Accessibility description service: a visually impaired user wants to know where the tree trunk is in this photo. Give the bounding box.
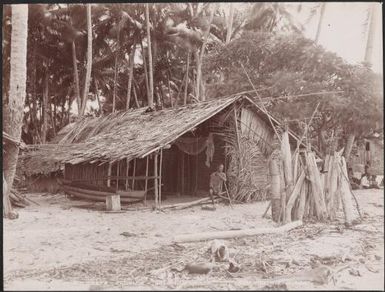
[3,4,28,219]
[41,70,49,144]
[94,79,101,115]
[314,3,326,43]
[196,7,214,101]
[140,41,150,106]
[343,134,355,163]
[364,3,377,64]
[145,3,154,108]
[184,50,190,105]
[126,44,136,110]
[112,33,119,113]
[225,3,235,44]
[71,41,81,113]
[79,4,92,116]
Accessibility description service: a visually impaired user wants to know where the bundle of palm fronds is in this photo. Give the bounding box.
[211,106,272,202]
[226,136,270,202]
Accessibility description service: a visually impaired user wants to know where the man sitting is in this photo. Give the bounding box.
[209,164,227,206]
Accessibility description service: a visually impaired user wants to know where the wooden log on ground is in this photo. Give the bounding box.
[173,220,303,243]
[284,170,305,223]
[305,151,327,220]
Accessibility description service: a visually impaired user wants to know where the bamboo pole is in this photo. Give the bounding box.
[159,148,163,206]
[132,158,137,190]
[154,153,159,208]
[144,156,149,204]
[240,62,281,142]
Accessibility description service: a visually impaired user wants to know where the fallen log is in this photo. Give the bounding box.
[173,220,303,243]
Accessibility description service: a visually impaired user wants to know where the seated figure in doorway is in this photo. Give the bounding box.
[209,163,227,206]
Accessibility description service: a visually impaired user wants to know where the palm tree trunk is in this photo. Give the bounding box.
[226,3,235,44]
[314,3,326,43]
[41,70,49,144]
[145,3,154,108]
[72,41,81,113]
[126,44,136,110]
[31,42,39,144]
[79,4,92,116]
[140,41,150,105]
[3,4,28,219]
[196,7,214,101]
[184,51,190,105]
[364,3,377,64]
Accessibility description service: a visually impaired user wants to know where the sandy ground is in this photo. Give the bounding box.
[3,189,384,290]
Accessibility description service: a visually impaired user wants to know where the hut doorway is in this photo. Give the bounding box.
[161,133,227,200]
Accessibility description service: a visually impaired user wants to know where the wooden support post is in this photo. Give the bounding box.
[181,151,184,196]
[116,161,120,191]
[132,158,137,190]
[145,156,149,204]
[106,195,121,211]
[159,148,163,206]
[154,152,159,209]
[125,158,130,190]
[107,162,112,187]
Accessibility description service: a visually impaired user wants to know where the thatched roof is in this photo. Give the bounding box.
[20,94,317,176]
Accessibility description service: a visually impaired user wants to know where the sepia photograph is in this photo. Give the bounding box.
[2,2,383,290]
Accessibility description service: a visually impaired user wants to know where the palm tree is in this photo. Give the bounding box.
[79,3,93,116]
[364,3,378,65]
[145,3,154,108]
[3,4,29,219]
[314,3,326,43]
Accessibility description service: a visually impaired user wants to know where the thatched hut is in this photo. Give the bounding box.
[20,95,312,204]
[350,133,384,176]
